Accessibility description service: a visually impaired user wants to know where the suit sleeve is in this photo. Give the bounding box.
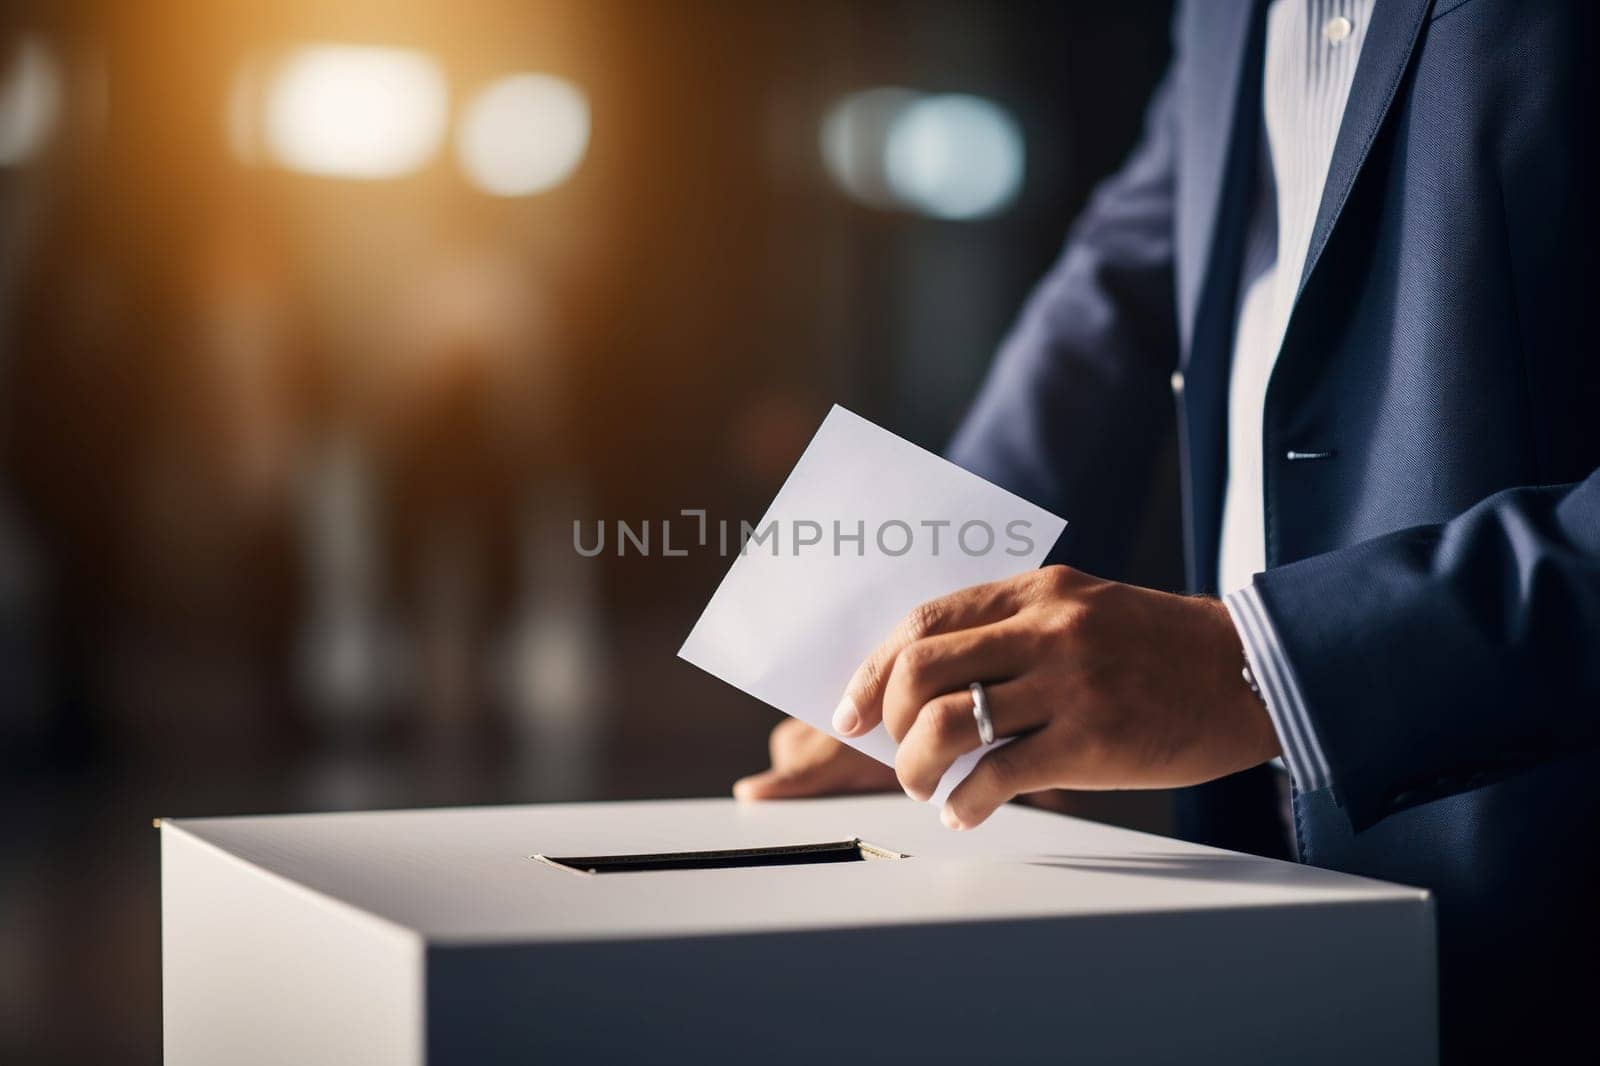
[946,64,1180,580]
[1245,470,1600,831]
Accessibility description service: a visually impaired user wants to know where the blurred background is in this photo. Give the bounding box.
[0,1,1177,1060]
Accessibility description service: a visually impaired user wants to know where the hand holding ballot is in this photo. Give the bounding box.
[687,406,1279,828]
[827,565,1281,829]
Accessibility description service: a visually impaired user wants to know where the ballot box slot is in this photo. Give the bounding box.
[533,838,908,875]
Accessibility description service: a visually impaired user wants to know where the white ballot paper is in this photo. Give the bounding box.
[680,405,1066,805]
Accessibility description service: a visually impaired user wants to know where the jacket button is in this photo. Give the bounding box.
[1169,369,1185,395]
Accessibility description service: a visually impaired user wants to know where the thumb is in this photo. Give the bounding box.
[733,767,830,802]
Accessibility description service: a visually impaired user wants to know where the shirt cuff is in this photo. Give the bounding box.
[1224,584,1332,793]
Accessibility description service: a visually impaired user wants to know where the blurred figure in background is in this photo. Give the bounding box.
[377,253,545,753]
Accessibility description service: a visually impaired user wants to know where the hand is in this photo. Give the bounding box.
[831,565,1280,830]
[733,718,900,800]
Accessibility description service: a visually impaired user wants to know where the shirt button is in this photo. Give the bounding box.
[1323,15,1353,44]
[1169,369,1185,395]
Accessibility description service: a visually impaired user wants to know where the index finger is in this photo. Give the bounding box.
[832,577,1024,738]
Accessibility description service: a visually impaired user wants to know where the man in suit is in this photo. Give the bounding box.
[735,0,1599,1059]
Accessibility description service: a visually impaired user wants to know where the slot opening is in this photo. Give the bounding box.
[534,838,908,875]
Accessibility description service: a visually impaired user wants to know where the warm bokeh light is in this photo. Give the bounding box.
[456,73,589,197]
[0,35,62,166]
[821,88,1024,220]
[260,44,449,180]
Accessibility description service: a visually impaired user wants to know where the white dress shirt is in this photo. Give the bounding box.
[1219,0,1377,793]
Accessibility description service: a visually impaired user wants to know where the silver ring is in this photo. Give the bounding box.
[969,682,995,746]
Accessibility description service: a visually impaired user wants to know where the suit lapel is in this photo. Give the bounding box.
[1293,0,1434,302]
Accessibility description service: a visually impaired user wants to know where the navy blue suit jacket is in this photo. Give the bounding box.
[948,0,1599,1058]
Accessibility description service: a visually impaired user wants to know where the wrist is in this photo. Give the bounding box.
[1224,586,1331,789]
[1200,596,1282,763]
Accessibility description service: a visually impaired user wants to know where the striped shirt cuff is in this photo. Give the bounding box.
[1224,584,1332,793]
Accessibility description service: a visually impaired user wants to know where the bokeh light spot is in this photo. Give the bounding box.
[0,35,62,167]
[262,45,448,180]
[456,74,589,197]
[821,89,1024,220]
[884,94,1024,219]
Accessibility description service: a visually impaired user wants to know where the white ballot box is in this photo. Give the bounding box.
[161,796,1436,1065]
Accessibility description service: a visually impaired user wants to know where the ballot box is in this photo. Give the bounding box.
[160,796,1436,1065]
